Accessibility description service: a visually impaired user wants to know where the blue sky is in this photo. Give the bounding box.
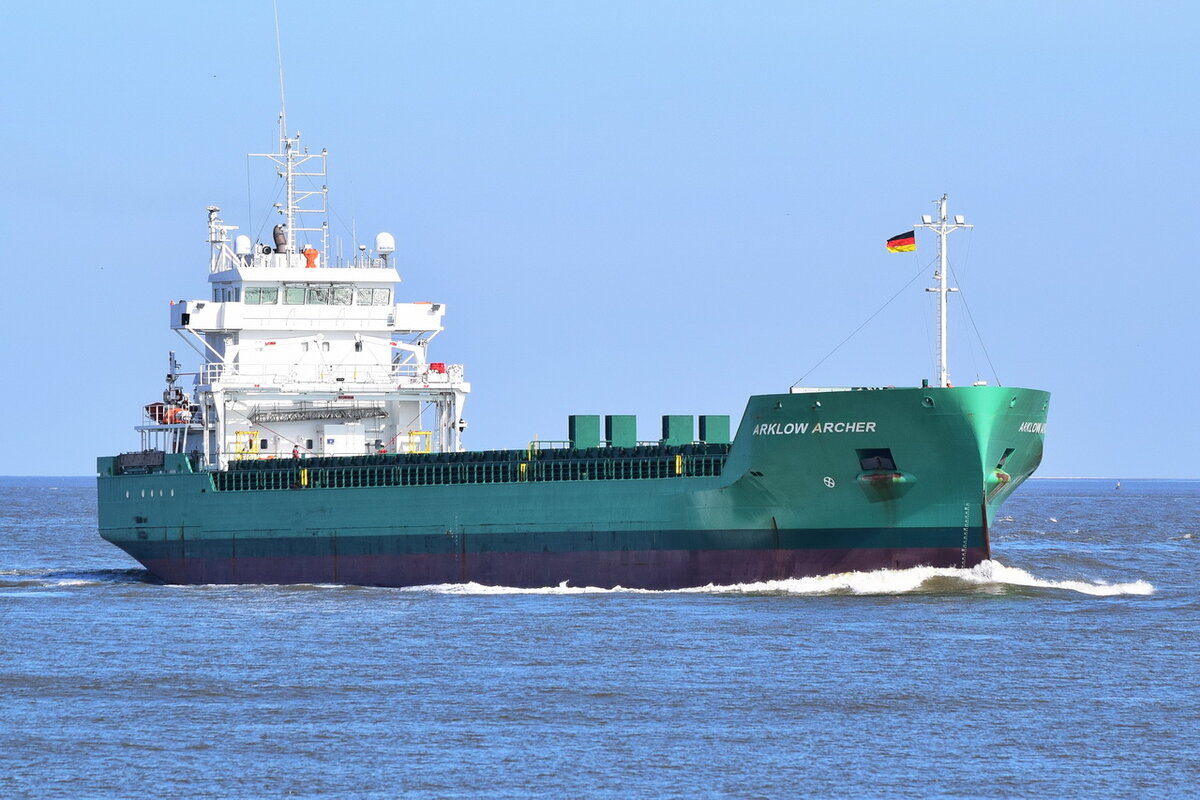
[1,1,1196,477]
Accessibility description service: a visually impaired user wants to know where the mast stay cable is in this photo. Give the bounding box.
[790,259,932,388]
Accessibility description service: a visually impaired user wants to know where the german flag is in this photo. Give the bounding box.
[886,230,916,253]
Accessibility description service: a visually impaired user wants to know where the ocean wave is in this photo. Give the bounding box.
[401,561,1155,597]
[0,568,153,590]
[404,581,626,596]
[1,563,1153,598]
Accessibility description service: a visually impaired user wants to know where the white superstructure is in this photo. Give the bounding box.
[137,130,469,469]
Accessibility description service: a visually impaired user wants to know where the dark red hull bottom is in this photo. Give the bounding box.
[135,546,989,589]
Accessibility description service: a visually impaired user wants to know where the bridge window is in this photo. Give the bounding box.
[300,286,355,305]
[245,287,279,305]
[285,286,306,305]
[356,288,392,305]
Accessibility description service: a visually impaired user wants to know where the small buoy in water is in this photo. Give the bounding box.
[1116,481,1121,490]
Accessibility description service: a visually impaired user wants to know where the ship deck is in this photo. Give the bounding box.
[210,443,733,491]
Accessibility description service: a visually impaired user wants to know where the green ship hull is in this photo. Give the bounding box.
[97,386,1049,589]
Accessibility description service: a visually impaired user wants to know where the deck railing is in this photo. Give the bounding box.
[199,362,465,387]
[212,445,731,492]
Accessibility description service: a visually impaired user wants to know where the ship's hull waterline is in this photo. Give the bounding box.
[129,541,988,590]
[98,387,1049,589]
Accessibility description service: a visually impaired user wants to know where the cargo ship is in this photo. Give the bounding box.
[96,125,1049,589]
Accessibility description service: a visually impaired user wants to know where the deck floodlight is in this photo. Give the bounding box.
[954,215,965,224]
[922,215,933,224]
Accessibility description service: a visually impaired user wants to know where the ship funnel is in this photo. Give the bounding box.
[273,224,287,252]
[376,232,396,255]
[234,235,253,256]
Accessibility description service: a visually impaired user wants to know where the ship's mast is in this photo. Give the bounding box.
[257,2,328,260]
[274,0,288,161]
[915,194,972,388]
[250,132,329,259]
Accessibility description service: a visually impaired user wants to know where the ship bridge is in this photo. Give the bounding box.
[136,132,469,470]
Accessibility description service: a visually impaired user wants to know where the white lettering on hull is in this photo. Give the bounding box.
[1018,421,1047,434]
[753,421,877,436]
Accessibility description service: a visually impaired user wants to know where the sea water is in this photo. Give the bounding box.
[0,477,1195,799]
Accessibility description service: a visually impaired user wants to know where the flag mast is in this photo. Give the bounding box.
[914,194,972,388]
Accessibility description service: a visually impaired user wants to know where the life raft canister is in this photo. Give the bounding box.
[303,247,319,268]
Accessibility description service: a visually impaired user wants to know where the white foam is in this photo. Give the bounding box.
[714,560,1154,597]
[399,561,1155,597]
[403,580,627,595]
[1,564,1154,598]
[973,561,1154,597]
